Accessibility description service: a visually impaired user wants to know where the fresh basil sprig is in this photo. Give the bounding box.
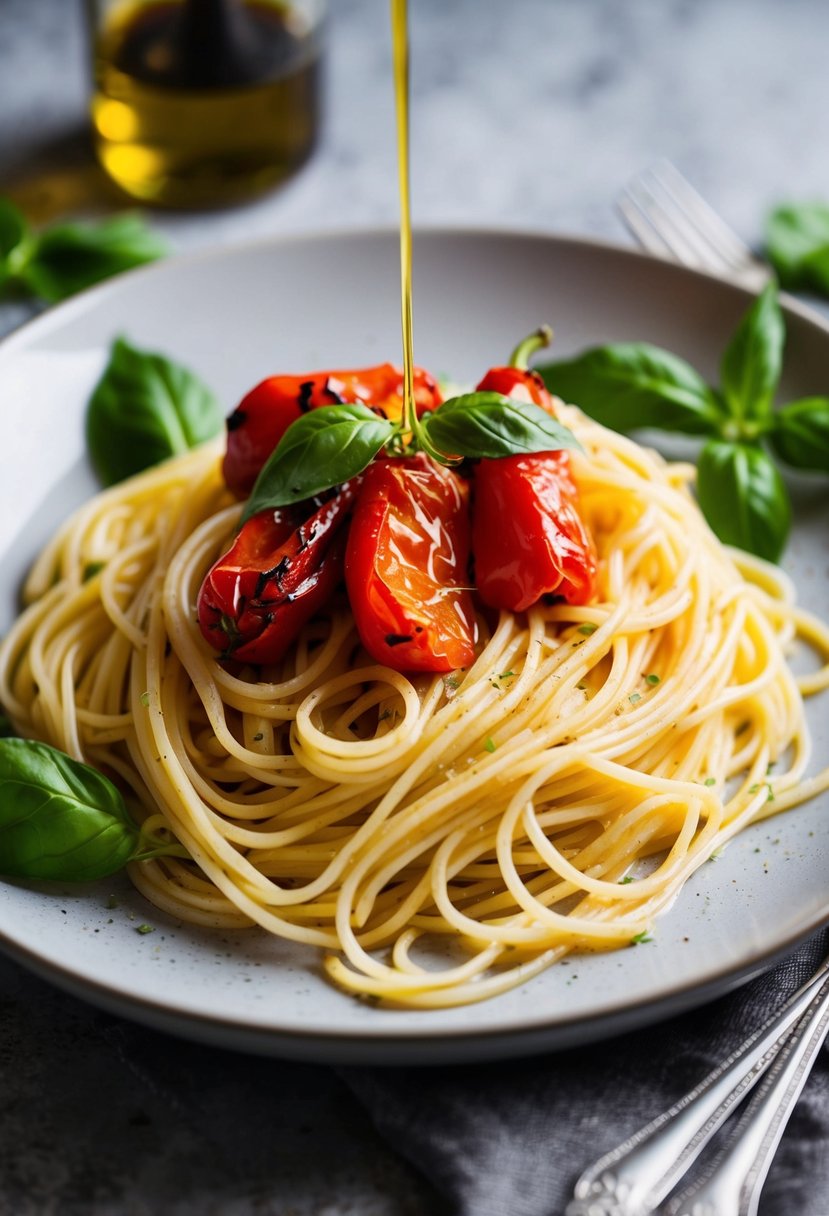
[242,404,396,520]
[765,202,829,295]
[696,440,791,563]
[770,398,829,473]
[421,392,582,459]
[537,344,723,436]
[87,336,223,486]
[241,391,582,516]
[0,738,186,882]
[0,198,167,303]
[539,282,828,563]
[719,281,784,422]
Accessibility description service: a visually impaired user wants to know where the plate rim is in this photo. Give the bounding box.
[1,225,827,1059]
[4,221,829,362]
[0,887,823,1058]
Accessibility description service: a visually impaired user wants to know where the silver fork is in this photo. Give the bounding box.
[565,952,829,1216]
[617,159,771,291]
[564,164,827,1216]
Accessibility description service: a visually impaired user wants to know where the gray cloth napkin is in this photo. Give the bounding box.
[340,928,829,1216]
[1,934,827,1214]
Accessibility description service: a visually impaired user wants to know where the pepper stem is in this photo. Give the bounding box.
[508,325,553,370]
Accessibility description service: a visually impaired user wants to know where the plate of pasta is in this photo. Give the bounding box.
[0,228,827,1064]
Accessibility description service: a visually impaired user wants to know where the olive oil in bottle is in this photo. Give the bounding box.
[89,0,324,208]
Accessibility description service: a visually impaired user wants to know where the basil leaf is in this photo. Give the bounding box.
[720,282,783,423]
[0,198,31,292]
[770,397,829,473]
[538,344,722,435]
[242,404,395,518]
[0,737,141,881]
[765,202,829,294]
[86,336,223,486]
[696,439,791,562]
[0,198,27,261]
[422,392,582,459]
[19,214,167,303]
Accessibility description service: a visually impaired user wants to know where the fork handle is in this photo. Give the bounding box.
[565,955,829,1216]
[664,971,829,1216]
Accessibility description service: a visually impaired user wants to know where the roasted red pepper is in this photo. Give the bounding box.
[471,329,597,612]
[345,453,477,673]
[223,364,443,497]
[197,486,355,665]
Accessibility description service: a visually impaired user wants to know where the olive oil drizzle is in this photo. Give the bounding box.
[391,0,416,434]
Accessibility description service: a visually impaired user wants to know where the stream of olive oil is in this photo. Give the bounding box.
[391,0,416,425]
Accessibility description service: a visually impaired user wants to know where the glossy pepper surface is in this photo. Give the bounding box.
[471,330,597,612]
[345,453,477,673]
[197,486,355,665]
[223,364,443,497]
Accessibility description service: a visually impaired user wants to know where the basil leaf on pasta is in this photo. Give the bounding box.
[242,404,395,519]
[422,391,581,458]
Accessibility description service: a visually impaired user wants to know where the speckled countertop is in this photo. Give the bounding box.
[1,1,829,1212]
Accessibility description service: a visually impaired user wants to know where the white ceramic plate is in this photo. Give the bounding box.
[1,230,827,1064]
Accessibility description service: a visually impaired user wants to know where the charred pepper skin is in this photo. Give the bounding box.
[197,485,356,665]
[203,336,597,673]
[222,364,443,497]
[345,453,477,673]
[471,363,597,612]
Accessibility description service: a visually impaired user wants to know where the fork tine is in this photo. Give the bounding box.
[653,159,759,273]
[621,175,731,272]
[618,161,770,288]
[616,195,674,258]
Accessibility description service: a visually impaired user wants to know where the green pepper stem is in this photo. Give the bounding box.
[508,325,553,370]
